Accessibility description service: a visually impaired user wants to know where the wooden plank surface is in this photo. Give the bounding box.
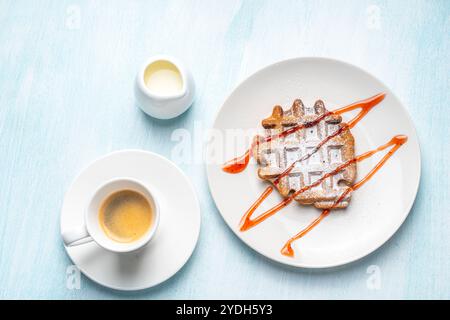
[0,0,449,299]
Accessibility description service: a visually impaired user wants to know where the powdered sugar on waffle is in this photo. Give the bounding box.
[253,99,356,209]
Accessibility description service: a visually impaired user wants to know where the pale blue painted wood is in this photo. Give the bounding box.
[0,0,449,299]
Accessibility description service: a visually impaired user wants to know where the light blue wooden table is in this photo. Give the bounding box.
[0,0,449,299]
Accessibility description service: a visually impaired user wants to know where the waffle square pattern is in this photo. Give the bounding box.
[253,99,357,209]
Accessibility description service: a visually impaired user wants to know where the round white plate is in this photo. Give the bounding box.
[206,57,420,268]
[61,150,201,290]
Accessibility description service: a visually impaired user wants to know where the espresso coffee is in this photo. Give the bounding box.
[99,190,153,243]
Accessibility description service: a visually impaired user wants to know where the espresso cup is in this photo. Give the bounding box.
[61,178,160,253]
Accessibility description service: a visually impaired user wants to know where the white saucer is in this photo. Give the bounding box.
[206,57,421,268]
[60,150,201,290]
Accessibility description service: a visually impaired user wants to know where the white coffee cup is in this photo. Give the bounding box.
[61,178,160,253]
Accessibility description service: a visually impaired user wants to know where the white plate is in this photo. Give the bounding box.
[61,150,201,290]
[206,57,420,268]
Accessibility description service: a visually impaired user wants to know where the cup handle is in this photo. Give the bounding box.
[62,225,93,247]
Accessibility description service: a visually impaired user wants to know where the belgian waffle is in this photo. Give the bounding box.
[252,99,357,209]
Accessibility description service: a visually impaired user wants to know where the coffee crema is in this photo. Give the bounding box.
[99,190,153,243]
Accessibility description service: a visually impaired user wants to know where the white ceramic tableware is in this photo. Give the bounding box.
[61,150,201,290]
[61,178,160,253]
[135,55,195,119]
[206,57,421,269]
